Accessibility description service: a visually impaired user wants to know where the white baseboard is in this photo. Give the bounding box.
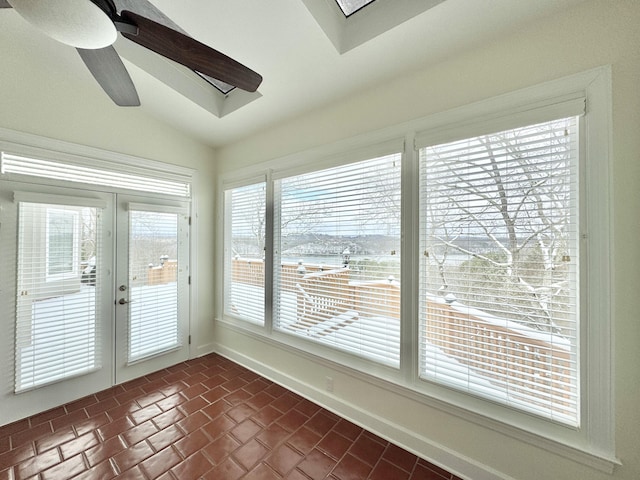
[192,342,216,359]
[213,342,516,480]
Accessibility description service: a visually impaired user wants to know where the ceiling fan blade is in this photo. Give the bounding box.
[77,46,140,106]
[115,1,236,93]
[0,0,12,8]
[119,10,262,92]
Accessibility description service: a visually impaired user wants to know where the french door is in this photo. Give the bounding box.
[114,194,190,383]
[0,182,190,425]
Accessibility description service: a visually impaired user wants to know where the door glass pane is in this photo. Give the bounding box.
[128,210,180,363]
[16,202,102,392]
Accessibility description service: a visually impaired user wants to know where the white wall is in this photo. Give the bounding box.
[215,1,640,479]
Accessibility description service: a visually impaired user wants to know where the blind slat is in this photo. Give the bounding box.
[2,153,190,197]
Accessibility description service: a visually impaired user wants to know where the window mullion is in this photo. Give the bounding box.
[265,170,275,333]
[400,134,419,382]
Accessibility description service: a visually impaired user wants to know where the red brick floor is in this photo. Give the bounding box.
[0,353,462,479]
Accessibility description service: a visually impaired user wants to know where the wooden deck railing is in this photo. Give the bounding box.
[147,259,177,286]
[424,295,573,414]
[231,258,264,286]
[294,268,353,329]
[352,280,400,319]
[231,258,343,291]
[230,258,573,412]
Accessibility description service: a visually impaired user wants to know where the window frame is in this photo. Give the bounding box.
[216,67,615,471]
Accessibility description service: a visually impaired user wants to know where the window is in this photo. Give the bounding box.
[196,72,235,95]
[418,116,579,426]
[224,181,267,325]
[273,154,402,367]
[219,69,614,466]
[302,0,445,53]
[46,209,79,278]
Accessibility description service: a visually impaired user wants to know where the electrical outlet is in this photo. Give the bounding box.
[325,376,334,392]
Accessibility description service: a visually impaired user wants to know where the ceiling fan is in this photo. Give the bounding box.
[0,0,263,106]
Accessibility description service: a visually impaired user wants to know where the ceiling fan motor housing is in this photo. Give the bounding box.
[9,0,118,49]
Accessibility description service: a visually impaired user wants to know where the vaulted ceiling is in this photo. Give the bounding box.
[0,0,587,148]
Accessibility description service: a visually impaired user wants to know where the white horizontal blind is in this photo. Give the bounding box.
[274,153,402,367]
[16,201,102,392]
[224,182,266,325]
[418,116,579,425]
[128,209,181,363]
[1,152,190,197]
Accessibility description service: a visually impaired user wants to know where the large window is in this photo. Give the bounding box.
[419,116,579,425]
[219,69,613,466]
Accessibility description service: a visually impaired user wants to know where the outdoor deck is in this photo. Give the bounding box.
[229,258,575,421]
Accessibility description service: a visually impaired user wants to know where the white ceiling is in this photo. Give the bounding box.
[1,0,587,148]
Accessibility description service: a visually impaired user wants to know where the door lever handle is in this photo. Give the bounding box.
[118,298,134,305]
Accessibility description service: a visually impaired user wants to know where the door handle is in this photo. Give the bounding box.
[118,298,134,305]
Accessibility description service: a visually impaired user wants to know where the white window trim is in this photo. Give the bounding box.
[216,66,615,472]
[409,67,614,469]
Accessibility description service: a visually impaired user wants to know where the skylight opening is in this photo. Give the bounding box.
[304,0,445,53]
[335,0,377,17]
[196,72,236,95]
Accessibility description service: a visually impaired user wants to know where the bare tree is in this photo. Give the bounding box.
[423,119,575,334]
[230,183,266,258]
[80,207,98,263]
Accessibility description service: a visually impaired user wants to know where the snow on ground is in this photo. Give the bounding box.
[18,282,178,390]
[229,281,575,422]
